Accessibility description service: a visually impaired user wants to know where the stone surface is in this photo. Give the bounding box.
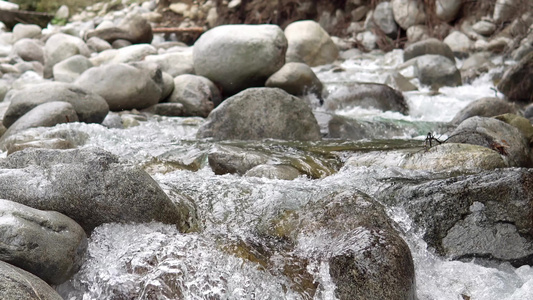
[265,62,323,98]
[12,38,44,64]
[43,33,91,78]
[86,36,112,53]
[145,50,194,77]
[391,0,426,29]
[497,51,533,102]
[494,113,533,141]
[443,31,473,54]
[435,0,462,22]
[208,145,270,175]
[285,20,339,67]
[451,97,518,124]
[53,54,93,83]
[404,38,455,62]
[414,54,462,88]
[493,0,519,23]
[12,24,41,42]
[85,13,153,44]
[472,20,497,36]
[167,74,221,117]
[194,24,287,97]
[6,138,75,155]
[372,1,397,37]
[109,43,157,64]
[244,164,301,180]
[75,63,163,111]
[0,261,63,300]
[0,147,193,233]
[406,25,429,43]
[197,88,321,141]
[3,82,109,128]
[142,103,184,117]
[0,199,86,285]
[460,52,495,83]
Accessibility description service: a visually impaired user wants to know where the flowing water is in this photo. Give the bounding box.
[12,50,533,299]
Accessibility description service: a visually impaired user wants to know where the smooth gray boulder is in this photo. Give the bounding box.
[0,199,86,285]
[451,97,518,124]
[0,147,193,233]
[142,103,184,117]
[391,0,426,29]
[12,38,44,64]
[0,261,62,300]
[197,88,321,141]
[43,33,91,78]
[0,101,78,149]
[12,23,41,42]
[436,0,462,22]
[497,51,533,102]
[53,54,93,83]
[372,1,397,37]
[3,82,109,128]
[85,13,153,44]
[193,24,287,96]
[284,20,338,67]
[414,54,462,87]
[145,50,194,77]
[86,36,112,52]
[74,63,163,111]
[109,43,157,64]
[167,74,221,117]
[404,38,455,62]
[208,145,270,175]
[265,62,323,99]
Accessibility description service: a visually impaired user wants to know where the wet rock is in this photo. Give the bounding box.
[377,168,533,266]
[265,62,323,99]
[414,54,462,88]
[497,51,533,102]
[436,0,462,22]
[372,1,397,38]
[0,199,86,285]
[384,71,417,92]
[245,164,301,180]
[325,82,408,114]
[448,116,531,167]
[404,38,455,62]
[0,147,192,233]
[208,145,270,175]
[460,52,495,83]
[74,63,163,111]
[6,138,75,155]
[101,112,123,129]
[12,24,41,42]
[443,31,473,55]
[327,114,421,140]
[86,36,112,53]
[0,261,62,300]
[285,20,338,67]
[145,50,194,77]
[391,0,426,30]
[451,97,518,125]
[12,38,44,64]
[197,88,321,141]
[43,33,91,78]
[142,103,184,117]
[53,54,93,83]
[167,74,221,117]
[85,13,153,45]
[3,82,109,127]
[0,101,78,149]
[194,24,287,96]
[494,113,533,141]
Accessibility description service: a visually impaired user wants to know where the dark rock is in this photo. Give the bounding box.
[403,38,455,62]
[451,97,518,124]
[85,13,153,45]
[497,51,533,102]
[143,103,185,117]
[6,138,75,155]
[208,145,269,175]
[52,54,93,83]
[0,261,62,300]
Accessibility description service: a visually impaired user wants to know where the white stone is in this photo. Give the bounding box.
[228,0,241,9]
[169,3,189,15]
[55,5,70,20]
[443,30,473,53]
[356,31,377,51]
[494,0,518,23]
[0,0,19,11]
[472,20,497,36]
[436,0,462,22]
[391,0,426,29]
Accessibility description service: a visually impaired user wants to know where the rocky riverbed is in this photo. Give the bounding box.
[0,0,533,299]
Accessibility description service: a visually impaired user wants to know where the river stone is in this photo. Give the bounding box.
[3,82,109,128]
[53,54,93,83]
[43,33,91,78]
[74,63,163,111]
[460,52,495,83]
[448,116,532,167]
[208,145,270,175]
[194,24,287,97]
[0,147,192,233]
[435,0,462,22]
[160,72,175,101]
[494,0,519,23]
[109,43,157,64]
[0,199,86,285]
[86,36,112,53]
[112,39,132,49]
[414,54,462,88]
[451,97,518,124]
[285,20,338,67]
[377,168,533,266]
[85,13,153,44]
[12,24,41,42]
[0,101,78,149]
[142,103,184,117]
[325,82,408,114]
[406,25,429,43]
[197,88,321,141]
[497,51,533,102]
[244,164,302,180]
[391,0,426,29]
[494,113,533,141]
[12,38,44,64]
[145,50,194,77]
[443,31,473,55]
[265,62,323,99]
[167,74,221,117]
[472,20,497,36]
[0,261,63,300]
[6,138,75,155]
[372,1,397,37]
[403,38,455,62]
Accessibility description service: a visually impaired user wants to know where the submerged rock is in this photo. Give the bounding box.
[208,145,270,175]
[244,164,302,180]
[284,20,338,67]
[0,261,62,300]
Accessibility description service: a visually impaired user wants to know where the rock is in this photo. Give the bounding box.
[512,43,533,61]
[208,145,270,175]
[356,30,377,51]
[377,168,533,266]
[0,199,86,285]
[406,25,429,43]
[372,1,397,37]
[494,0,519,23]
[443,31,473,55]
[142,103,184,117]
[494,113,533,141]
[0,261,62,300]
[384,71,417,92]
[86,36,112,52]
[109,43,157,64]
[244,164,301,180]
[265,62,323,99]
[0,1,18,11]
[197,88,321,141]
[85,13,153,45]
[414,54,462,88]
[193,24,287,96]
[0,101,78,149]
[451,97,517,124]
[497,51,533,102]
[145,50,194,77]
[325,82,408,114]
[111,39,132,49]
[404,38,455,62]
[0,147,193,233]
[169,3,189,15]
[391,0,426,30]
[74,63,163,111]
[12,24,41,42]
[435,0,462,22]
[101,112,123,129]
[6,138,75,155]
[285,20,338,67]
[55,5,69,20]
[53,54,93,83]
[472,20,497,36]
[460,52,495,83]
[351,5,369,22]
[3,82,109,128]
[43,33,91,78]
[160,72,175,101]
[448,116,531,167]
[167,74,220,117]
[12,38,44,64]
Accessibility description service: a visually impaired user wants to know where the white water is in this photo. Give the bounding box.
[8,50,528,299]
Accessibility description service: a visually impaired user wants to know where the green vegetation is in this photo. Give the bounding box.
[11,0,141,14]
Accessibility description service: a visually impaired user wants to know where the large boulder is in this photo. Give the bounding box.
[167,74,221,117]
[443,31,473,55]
[193,24,287,96]
[12,38,44,64]
[284,20,338,67]
[85,13,153,45]
[265,62,323,98]
[208,145,270,175]
[414,54,462,88]
[372,1,398,37]
[391,0,426,29]
[145,50,194,77]
[3,82,109,128]
[0,261,62,300]
[403,38,455,62]
[12,24,41,42]
[451,97,518,124]
[435,0,462,22]
[497,51,533,102]
[197,88,321,141]
[0,199,86,285]
[53,54,93,83]
[43,33,91,78]
[74,63,163,111]
[0,147,193,233]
